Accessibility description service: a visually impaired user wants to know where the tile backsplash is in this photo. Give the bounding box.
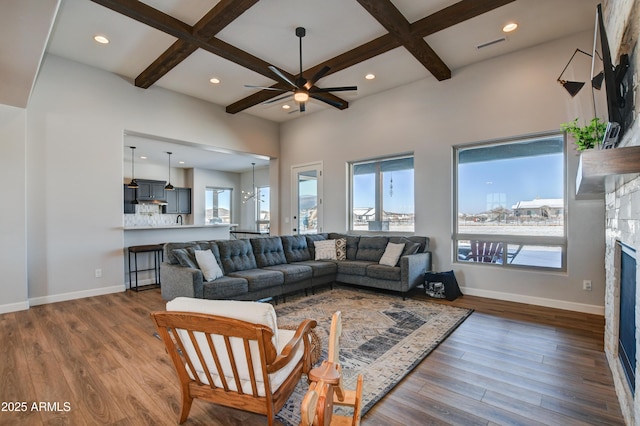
[124,203,184,227]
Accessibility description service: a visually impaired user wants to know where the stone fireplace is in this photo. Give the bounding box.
[602,1,640,424]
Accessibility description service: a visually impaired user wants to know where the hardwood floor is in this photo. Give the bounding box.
[0,287,624,425]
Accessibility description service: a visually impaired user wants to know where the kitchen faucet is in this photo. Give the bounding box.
[176,215,183,225]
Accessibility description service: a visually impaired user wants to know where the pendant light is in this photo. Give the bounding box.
[165,151,174,190]
[242,163,257,203]
[128,146,139,189]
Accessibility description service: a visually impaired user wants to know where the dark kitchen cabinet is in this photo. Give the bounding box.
[163,187,191,214]
[123,184,137,214]
[136,179,166,201]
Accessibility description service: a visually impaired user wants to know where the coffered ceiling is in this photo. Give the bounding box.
[4,0,600,122]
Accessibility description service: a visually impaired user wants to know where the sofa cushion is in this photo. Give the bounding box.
[164,242,200,264]
[228,268,284,291]
[328,233,360,259]
[195,249,224,281]
[355,236,389,262]
[389,236,429,253]
[379,242,405,267]
[251,236,287,267]
[367,264,402,281]
[336,260,375,276]
[217,239,258,274]
[281,235,311,262]
[306,234,328,259]
[172,247,199,269]
[264,264,312,284]
[314,240,337,260]
[293,260,338,277]
[202,276,249,299]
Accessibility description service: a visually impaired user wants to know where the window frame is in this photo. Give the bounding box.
[348,153,415,234]
[205,186,233,225]
[256,185,270,232]
[452,132,567,271]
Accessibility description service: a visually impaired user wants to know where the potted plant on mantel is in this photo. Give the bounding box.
[560,117,608,151]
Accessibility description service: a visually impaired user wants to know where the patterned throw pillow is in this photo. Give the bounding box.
[335,238,347,260]
[314,240,337,260]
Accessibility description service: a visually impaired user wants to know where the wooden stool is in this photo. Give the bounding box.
[128,244,163,291]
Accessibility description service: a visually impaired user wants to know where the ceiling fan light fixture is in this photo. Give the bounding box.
[294,90,309,103]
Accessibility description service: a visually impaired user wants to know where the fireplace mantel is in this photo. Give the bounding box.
[576,145,640,198]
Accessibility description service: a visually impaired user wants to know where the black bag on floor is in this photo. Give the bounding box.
[424,270,463,301]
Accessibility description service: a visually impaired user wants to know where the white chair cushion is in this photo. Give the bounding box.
[166,298,302,396]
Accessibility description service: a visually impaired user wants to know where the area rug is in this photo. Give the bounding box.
[273,287,473,425]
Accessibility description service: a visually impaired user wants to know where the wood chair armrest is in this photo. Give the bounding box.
[269,319,317,372]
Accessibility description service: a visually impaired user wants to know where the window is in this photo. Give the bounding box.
[349,155,414,232]
[454,134,566,270]
[205,187,232,224]
[256,186,270,232]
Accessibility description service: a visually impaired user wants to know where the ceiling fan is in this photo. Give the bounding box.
[245,27,357,112]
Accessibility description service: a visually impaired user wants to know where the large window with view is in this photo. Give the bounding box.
[256,186,270,232]
[454,134,566,270]
[350,155,414,232]
[205,187,232,224]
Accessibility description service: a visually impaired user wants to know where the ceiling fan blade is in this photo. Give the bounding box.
[263,93,293,104]
[311,86,358,93]
[244,84,289,91]
[304,66,331,90]
[268,65,298,89]
[310,93,343,108]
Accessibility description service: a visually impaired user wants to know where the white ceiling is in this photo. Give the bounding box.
[2,0,600,170]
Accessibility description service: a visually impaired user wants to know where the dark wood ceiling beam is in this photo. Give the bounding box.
[134,0,259,88]
[411,0,517,37]
[356,0,450,80]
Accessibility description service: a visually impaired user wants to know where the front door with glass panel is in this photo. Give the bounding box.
[291,163,323,234]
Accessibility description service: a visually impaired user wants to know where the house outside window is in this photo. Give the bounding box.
[349,154,414,232]
[454,133,566,270]
[205,187,232,224]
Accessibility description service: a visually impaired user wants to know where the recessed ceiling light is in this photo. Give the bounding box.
[93,35,109,44]
[179,161,185,164]
[140,156,147,160]
[209,78,220,84]
[502,22,518,33]
[365,73,376,80]
[282,104,291,110]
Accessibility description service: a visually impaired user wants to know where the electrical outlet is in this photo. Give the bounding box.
[583,280,592,291]
[95,269,102,278]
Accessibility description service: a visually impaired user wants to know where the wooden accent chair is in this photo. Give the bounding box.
[466,240,504,263]
[150,297,317,425]
[301,311,364,426]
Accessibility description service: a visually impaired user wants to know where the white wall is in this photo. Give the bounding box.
[20,54,279,307]
[279,31,606,313]
[0,105,28,313]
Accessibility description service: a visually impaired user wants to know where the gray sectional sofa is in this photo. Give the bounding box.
[160,233,431,302]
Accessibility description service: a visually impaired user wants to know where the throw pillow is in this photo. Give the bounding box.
[395,241,421,266]
[315,240,337,260]
[335,238,347,261]
[424,270,463,301]
[195,249,224,282]
[379,242,405,267]
[172,248,199,269]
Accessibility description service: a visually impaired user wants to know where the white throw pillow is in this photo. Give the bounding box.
[315,239,337,260]
[379,242,405,267]
[195,249,224,282]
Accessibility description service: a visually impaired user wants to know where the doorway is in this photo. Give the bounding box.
[291,162,323,234]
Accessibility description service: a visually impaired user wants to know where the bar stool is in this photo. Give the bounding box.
[128,244,164,291]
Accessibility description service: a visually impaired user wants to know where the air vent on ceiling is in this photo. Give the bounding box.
[477,37,507,49]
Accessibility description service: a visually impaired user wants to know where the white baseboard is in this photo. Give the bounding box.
[461,286,605,316]
[0,300,30,314]
[29,284,126,307]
